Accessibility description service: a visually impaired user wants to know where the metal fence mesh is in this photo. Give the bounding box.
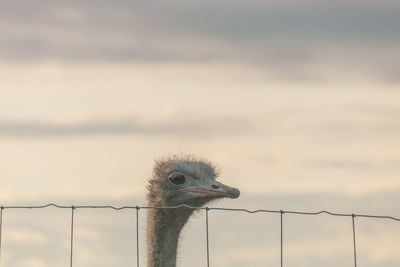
[0,204,399,267]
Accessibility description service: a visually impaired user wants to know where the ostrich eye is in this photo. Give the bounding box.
[169,175,186,185]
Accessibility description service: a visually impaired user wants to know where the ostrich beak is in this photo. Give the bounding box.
[179,180,240,199]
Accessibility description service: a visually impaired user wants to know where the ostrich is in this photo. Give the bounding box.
[146,155,240,267]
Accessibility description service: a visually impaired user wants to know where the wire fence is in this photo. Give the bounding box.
[0,203,399,267]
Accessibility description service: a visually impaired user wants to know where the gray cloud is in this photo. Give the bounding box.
[1,0,400,82]
[0,117,249,137]
[309,158,400,171]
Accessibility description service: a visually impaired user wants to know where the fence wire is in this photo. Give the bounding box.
[0,203,399,267]
[352,214,357,267]
[70,207,75,267]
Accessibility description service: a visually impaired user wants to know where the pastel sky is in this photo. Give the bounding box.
[1,1,399,267]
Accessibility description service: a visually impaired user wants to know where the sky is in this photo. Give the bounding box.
[0,0,400,266]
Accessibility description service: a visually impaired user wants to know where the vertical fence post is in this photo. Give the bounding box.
[352,214,357,267]
[205,207,210,267]
[280,210,284,267]
[0,206,3,266]
[136,206,140,267]
[70,206,75,267]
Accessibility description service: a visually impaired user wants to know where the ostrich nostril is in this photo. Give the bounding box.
[212,185,219,189]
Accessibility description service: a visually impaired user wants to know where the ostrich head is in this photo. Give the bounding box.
[146,156,240,267]
[147,156,240,207]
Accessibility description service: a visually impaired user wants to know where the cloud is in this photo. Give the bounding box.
[0,116,249,137]
[214,237,352,264]
[17,257,49,267]
[5,228,48,245]
[310,158,400,171]
[215,232,400,266]
[0,0,399,82]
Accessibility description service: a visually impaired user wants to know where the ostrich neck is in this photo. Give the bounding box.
[146,204,193,267]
